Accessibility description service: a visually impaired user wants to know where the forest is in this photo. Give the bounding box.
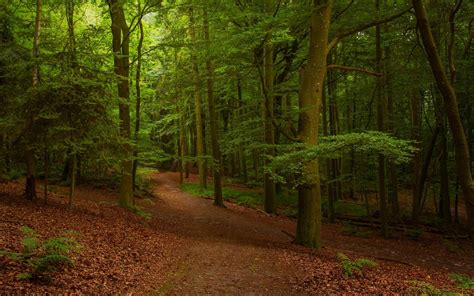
[0,0,473,294]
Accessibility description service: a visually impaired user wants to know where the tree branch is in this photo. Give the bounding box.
[327,64,383,77]
[328,6,412,52]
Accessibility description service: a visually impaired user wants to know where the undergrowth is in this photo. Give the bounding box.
[0,226,81,281]
[337,253,377,277]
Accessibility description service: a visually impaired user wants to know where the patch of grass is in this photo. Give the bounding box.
[451,273,474,289]
[322,199,368,217]
[406,228,423,240]
[341,223,372,238]
[131,205,153,220]
[443,239,461,253]
[180,183,262,209]
[337,253,377,277]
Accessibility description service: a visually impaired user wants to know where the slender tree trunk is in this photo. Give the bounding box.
[296,0,330,249]
[237,78,248,183]
[132,0,144,192]
[43,132,48,204]
[203,8,223,207]
[411,87,423,223]
[263,0,276,214]
[108,0,133,207]
[384,27,399,217]
[25,0,43,200]
[189,7,206,188]
[322,86,335,223]
[69,153,76,209]
[413,0,474,231]
[375,0,388,237]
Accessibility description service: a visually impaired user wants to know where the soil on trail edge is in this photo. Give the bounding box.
[149,172,299,295]
[147,172,473,295]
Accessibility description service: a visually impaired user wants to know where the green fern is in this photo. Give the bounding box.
[337,252,377,277]
[0,226,80,281]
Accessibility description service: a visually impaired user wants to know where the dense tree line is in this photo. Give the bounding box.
[0,0,472,249]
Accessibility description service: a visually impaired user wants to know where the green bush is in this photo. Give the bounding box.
[337,252,377,277]
[0,226,80,281]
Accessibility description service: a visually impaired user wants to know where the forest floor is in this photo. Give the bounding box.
[1,171,473,294]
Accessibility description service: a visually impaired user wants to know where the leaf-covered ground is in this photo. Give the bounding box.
[1,172,473,294]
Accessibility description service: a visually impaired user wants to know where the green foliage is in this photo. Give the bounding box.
[337,253,377,277]
[0,226,80,281]
[408,280,442,295]
[451,273,474,289]
[267,132,416,187]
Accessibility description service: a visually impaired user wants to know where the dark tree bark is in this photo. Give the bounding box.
[375,0,388,237]
[413,0,474,231]
[25,0,43,201]
[108,0,133,207]
[263,0,276,214]
[203,8,224,207]
[132,0,145,192]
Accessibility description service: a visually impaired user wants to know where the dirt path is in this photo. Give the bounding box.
[148,172,300,295]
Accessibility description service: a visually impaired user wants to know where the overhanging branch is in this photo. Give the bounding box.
[328,6,412,52]
[327,64,383,77]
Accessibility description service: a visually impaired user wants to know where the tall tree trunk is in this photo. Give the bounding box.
[189,7,206,188]
[133,0,144,192]
[375,0,388,237]
[384,25,399,217]
[296,0,330,249]
[411,87,423,223]
[203,8,223,207]
[322,84,335,223]
[263,0,276,214]
[237,78,248,183]
[25,0,43,200]
[108,0,133,207]
[413,0,474,232]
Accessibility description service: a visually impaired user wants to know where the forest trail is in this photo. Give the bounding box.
[148,172,300,295]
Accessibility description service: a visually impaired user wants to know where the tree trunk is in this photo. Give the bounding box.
[296,0,330,249]
[25,0,42,200]
[413,0,474,231]
[132,0,144,192]
[263,0,276,214]
[237,78,248,183]
[411,87,423,223]
[203,8,224,207]
[108,0,133,208]
[189,7,206,189]
[375,0,388,237]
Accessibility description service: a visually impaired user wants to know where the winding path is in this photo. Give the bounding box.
[148,172,301,295]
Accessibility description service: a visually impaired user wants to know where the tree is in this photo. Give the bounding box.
[108,0,133,208]
[203,7,224,207]
[412,0,474,232]
[296,0,331,249]
[24,0,43,201]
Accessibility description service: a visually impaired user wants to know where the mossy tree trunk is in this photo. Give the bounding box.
[296,0,330,249]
